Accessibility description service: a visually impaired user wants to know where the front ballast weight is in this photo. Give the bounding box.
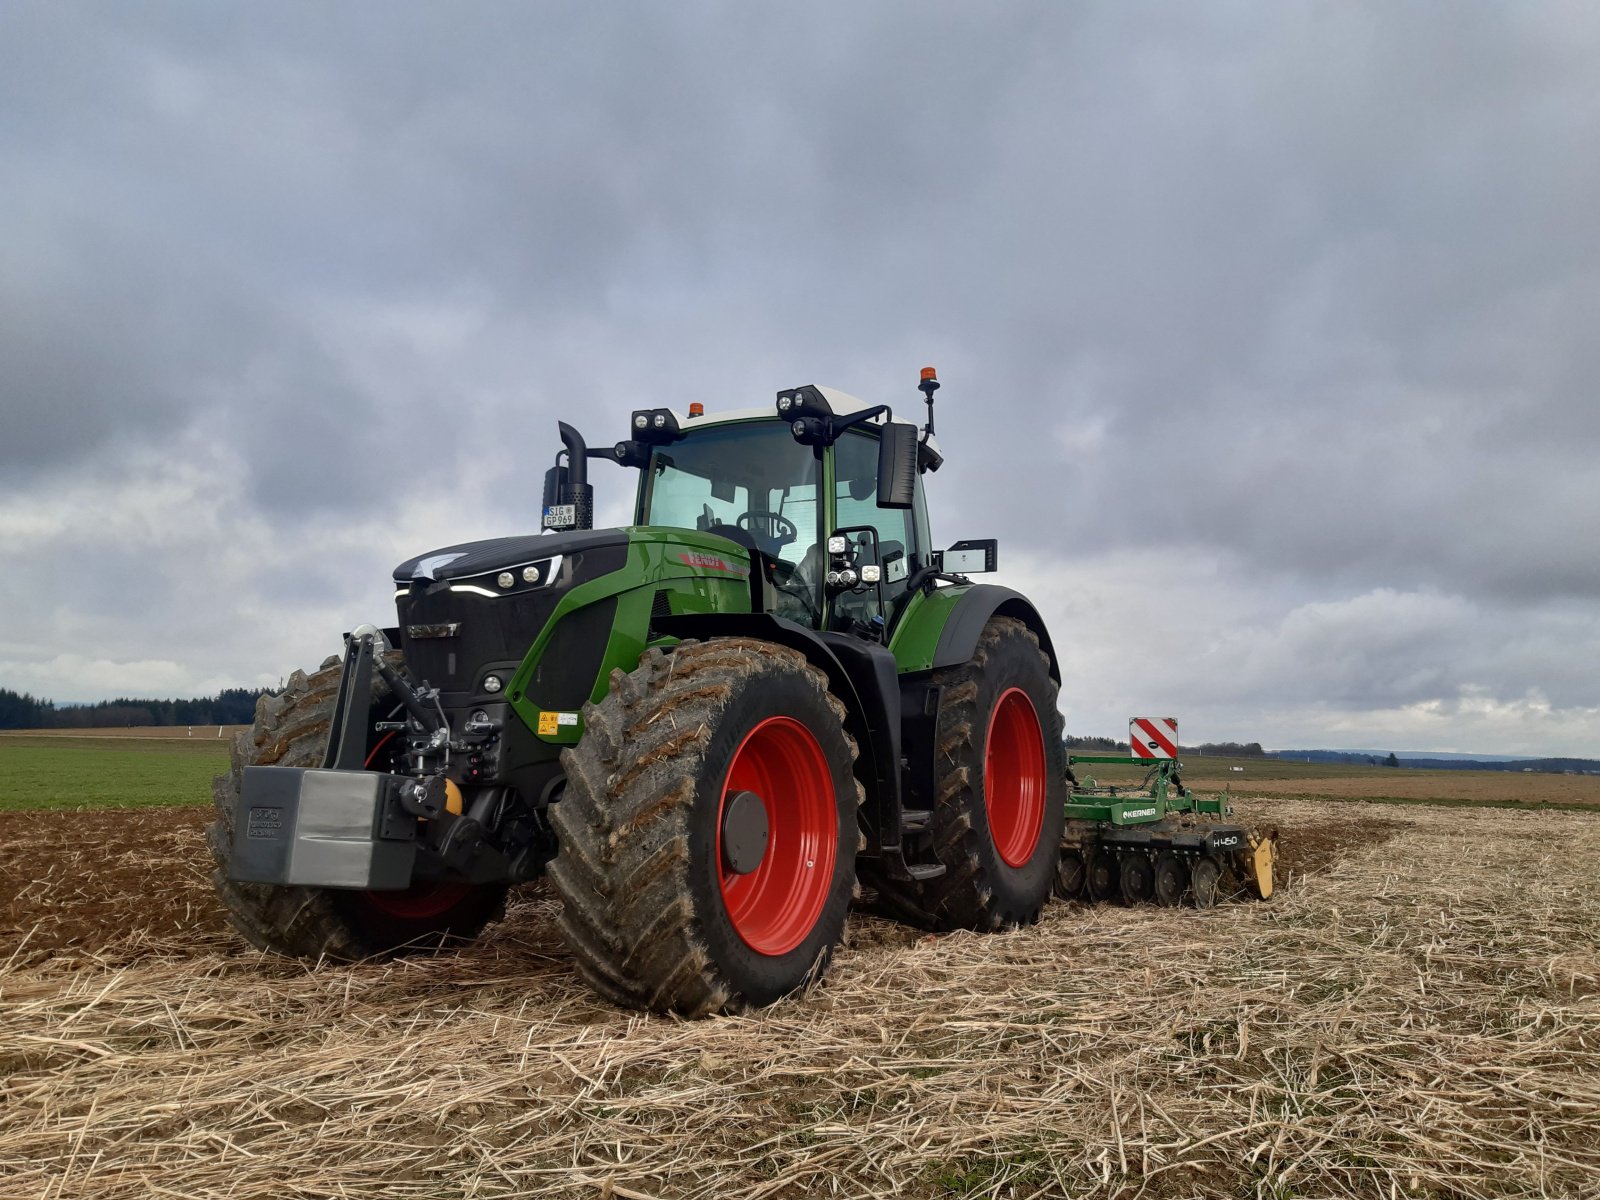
[229,628,524,895]
[1055,746,1278,909]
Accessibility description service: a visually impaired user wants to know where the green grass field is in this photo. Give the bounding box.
[0,735,229,812]
[3,732,1596,814]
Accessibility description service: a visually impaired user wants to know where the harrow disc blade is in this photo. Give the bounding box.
[1087,850,1120,903]
[1054,848,1087,900]
[1118,852,1156,905]
[1152,853,1186,907]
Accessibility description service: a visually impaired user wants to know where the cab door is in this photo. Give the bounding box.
[826,429,930,635]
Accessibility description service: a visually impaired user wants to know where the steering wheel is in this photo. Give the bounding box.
[737,510,798,549]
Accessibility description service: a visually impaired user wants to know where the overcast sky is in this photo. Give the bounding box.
[2,3,1596,755]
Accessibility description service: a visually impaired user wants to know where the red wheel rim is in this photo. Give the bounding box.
[985,687,1047,868]
[717,716,837,956]
[358,880,471,920]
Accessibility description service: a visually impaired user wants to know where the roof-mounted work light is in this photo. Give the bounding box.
[629,408,685,446]
[774,385,834,422]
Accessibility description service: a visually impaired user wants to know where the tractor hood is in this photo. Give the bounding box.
[391,527,632,705]
[393,528,629,585]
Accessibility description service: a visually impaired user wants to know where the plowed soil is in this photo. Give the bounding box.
[1,807,229,966]
[4,799,1598,1199]
[0,803,1403,969]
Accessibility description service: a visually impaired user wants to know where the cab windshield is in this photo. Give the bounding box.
[640,421,823,623]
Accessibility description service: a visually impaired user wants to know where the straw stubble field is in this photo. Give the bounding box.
[2,795,1599,1198]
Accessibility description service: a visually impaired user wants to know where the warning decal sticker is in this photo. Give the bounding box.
[537,711,580,736]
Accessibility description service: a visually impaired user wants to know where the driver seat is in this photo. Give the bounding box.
[706,522,761,555]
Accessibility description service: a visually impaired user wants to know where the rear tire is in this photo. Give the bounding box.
[549,639,860,1015]
[886,616,1068,931]
[207,657,507,960]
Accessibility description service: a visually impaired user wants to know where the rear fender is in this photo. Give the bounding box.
[891,584,1060,682]
[887,585,1061,860]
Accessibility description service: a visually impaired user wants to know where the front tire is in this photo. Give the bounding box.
[207,657,507,960]
[549,639,860,1015]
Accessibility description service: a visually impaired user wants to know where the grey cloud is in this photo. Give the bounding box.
[0,2,1595,752]
[924,3,1600,603]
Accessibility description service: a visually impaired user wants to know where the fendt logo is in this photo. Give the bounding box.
[677,551,749,576]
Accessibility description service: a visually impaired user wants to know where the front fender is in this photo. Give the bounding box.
[652,611,906,857]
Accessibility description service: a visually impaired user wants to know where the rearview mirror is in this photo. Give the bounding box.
[876,423,917,509]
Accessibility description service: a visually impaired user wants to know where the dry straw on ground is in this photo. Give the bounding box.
[2,798,1598,1199]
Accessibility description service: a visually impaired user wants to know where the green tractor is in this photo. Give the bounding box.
[211,371,1069,1014]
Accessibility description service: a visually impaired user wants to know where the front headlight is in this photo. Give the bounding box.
[448,555,564,598]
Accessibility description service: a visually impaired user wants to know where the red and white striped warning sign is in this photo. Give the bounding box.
[1129,717,1179,760]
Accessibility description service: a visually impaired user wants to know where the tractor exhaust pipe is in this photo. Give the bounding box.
[543,422,596,531]
[559,421,588,491]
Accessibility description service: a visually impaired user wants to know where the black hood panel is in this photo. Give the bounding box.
[393,528,629,583]
[392,528,629,702]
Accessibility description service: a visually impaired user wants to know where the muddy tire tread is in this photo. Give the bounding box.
[549,638,861,1016]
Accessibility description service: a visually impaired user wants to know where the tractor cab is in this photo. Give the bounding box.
[631,395,936,635]
[547,382,947,642]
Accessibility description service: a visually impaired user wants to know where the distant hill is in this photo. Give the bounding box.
[1272,748,1540,762]
[1406,757,1600,774]
[1065,735,1266,757]
[1269,749,1600,775]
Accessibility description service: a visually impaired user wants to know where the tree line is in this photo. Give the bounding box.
[1063,734,1266,757]
[0,686,269,730]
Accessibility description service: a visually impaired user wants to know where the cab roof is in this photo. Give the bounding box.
[662,387,941,458]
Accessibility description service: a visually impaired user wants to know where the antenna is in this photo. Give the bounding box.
[918,366,940,438]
